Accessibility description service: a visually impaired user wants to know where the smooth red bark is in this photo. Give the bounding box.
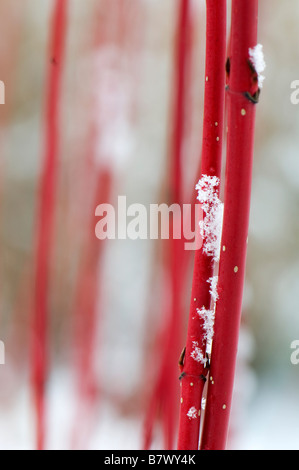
[171,0,192,205]
[177,0,227,451]
[31,0,68,451]
[200,0,259,450]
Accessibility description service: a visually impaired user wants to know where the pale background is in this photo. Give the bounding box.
[0,0,298,450]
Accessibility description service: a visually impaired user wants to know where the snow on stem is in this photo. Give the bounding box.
[177,0,227,451]
[200,0,260,450]
[31,0,68,450]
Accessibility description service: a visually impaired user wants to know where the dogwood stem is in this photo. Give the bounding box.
[31,0,68,450]
[200,0,259,450]
[177,0,227,451]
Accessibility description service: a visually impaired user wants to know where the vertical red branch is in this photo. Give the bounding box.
[71,0,144,449]
[71,168,112,450]
[200,0,259,450]
[161,0,192,449]
[172,0,191,205]
[32,0,68,451]
[143,0,192,450]
[177,0,227,451]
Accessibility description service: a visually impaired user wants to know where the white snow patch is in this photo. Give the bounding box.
[197,307,215,346]
[187,407,198,420]
[190,341,207,366]
[207,276,219,303]
[249,44,266,89]
[196,175,224,262]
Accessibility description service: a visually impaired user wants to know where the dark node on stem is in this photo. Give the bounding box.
[205,353,210,369]
[246,59,260,103]
[179,371,207,383]
[225,57,230,78]
[178,346,186,369]
[247,59,258,83]
[51,57,57,66]
[244,89,260,104]
[225,58,261,103]
[225,85,260,104]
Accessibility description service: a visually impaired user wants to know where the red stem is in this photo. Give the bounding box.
[177,0,226,451]
[172,0,191,205]
[31,0,68,450]
[200,0,259,450]
[143,0,191,450]
[71,169,112,449]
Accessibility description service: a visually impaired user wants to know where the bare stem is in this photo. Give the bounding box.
[31,0,68,451]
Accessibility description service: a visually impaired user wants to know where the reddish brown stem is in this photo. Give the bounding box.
[31,0,68,450]
[200,0,259,450]
[177,0,227,451]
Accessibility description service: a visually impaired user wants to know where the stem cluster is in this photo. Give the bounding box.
[178,0,260,450]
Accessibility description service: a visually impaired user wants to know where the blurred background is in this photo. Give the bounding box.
[0,0,298,450]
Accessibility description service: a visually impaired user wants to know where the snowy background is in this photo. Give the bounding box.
[0,0,299,450]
